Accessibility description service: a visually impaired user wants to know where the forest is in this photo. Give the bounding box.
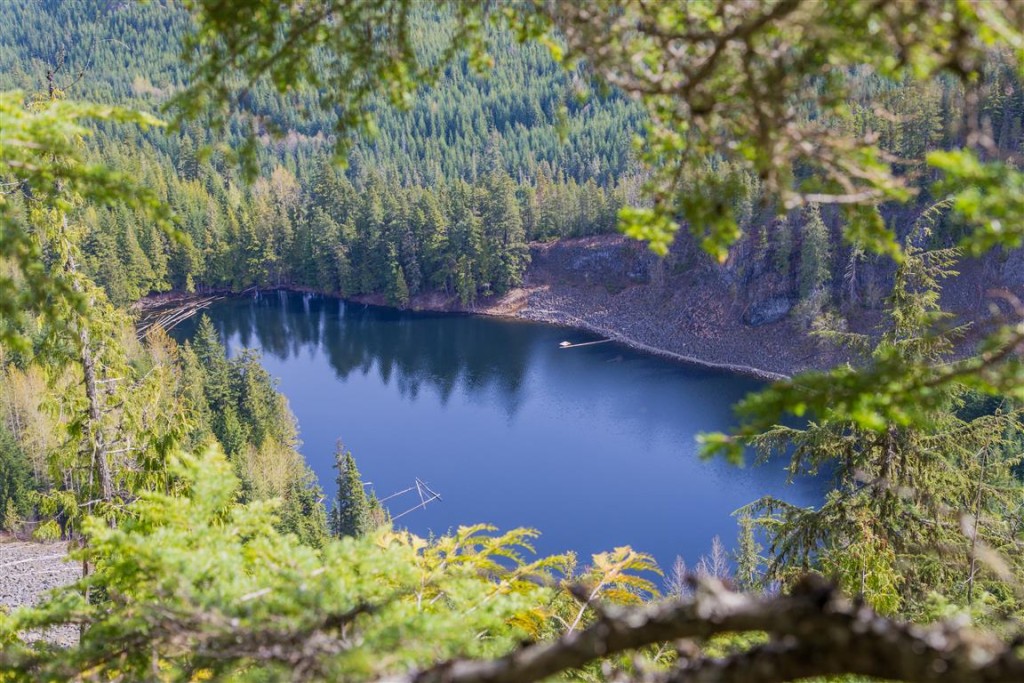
[1,0,642,307]
[4,0,1024,681]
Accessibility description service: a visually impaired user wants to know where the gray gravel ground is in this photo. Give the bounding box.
[0,541,81,646]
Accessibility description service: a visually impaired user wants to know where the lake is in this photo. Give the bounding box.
[174,290,820,572]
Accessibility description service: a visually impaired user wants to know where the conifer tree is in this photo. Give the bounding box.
[191,315,234,415]
[746,234,1024,614]
[0,427,32,531]
[385,246,411,307]
[176,134,199,181]
[330,442,373,538]
[798,203,831,299]
[481,170,528,294]
[734,515,763,592]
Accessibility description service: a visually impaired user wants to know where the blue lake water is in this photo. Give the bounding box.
[174,290,820,571]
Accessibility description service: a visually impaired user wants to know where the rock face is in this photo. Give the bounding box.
[529,235,653,289]
[743,297,793,327]
[385,233,847,377]
[457,234,1016,378]
[0,540,81,646]
[503,234,843,378]
[1002,248,1024,288]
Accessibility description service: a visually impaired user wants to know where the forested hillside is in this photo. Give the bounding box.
[0,0,644,306]
[6,1,1024,682]
[6,0,1024,329]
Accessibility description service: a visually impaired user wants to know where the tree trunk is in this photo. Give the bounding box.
[62,213,114,505]
[78,313,113,503]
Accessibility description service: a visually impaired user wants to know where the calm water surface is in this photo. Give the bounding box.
[175,291,820,570]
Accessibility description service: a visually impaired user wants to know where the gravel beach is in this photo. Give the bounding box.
[0,540,81,646]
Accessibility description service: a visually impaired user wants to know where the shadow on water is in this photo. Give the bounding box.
[187,291,534,417]
[173,290,822,572]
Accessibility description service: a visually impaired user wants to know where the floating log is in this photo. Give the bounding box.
[378,485,418,503]
[558,339,612,349]
[386,477,443,521]
[391,492,443,521]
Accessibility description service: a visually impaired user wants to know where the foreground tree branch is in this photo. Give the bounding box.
[392,576,1024,683]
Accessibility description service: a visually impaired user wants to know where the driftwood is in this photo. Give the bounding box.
[136,295,224,339]
[387,575,1024,683]
[387,478,443,521]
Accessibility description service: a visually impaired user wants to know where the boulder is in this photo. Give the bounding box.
[744,297,792,326]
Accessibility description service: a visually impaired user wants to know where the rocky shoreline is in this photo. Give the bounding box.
[322,234,1009,380]
[347,235,848,380]
[466,287,790,381]
[342,286,794,381]
[138,232,1011,381]
[136,235,848,380]
[0,540,80,646]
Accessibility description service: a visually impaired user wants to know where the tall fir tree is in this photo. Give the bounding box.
[746,237,1024,615]
[330,442,373,538]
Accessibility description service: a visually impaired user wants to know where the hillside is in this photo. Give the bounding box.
[370,230,1011,379]
[5,0,1023,335]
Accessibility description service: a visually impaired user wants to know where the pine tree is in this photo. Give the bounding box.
[746,237,1024,614]
[771,215,794,278]
[191,315,233,412]
[278,472,330,549]
[385,246,411,307]
[798,203,831,299]
[177,134,199,181]
[480,170,528,294]
[734,515,763,592]
[177,343,214,449]
[0,427,32,531]
[330,442,373,538]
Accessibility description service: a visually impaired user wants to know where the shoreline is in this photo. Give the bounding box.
[137,285,790,381]
[476,301,789,381]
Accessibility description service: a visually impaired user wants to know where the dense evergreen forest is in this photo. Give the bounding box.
[5,1,1024,681]
[5,0,1024,322]
[0,0,644,306]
